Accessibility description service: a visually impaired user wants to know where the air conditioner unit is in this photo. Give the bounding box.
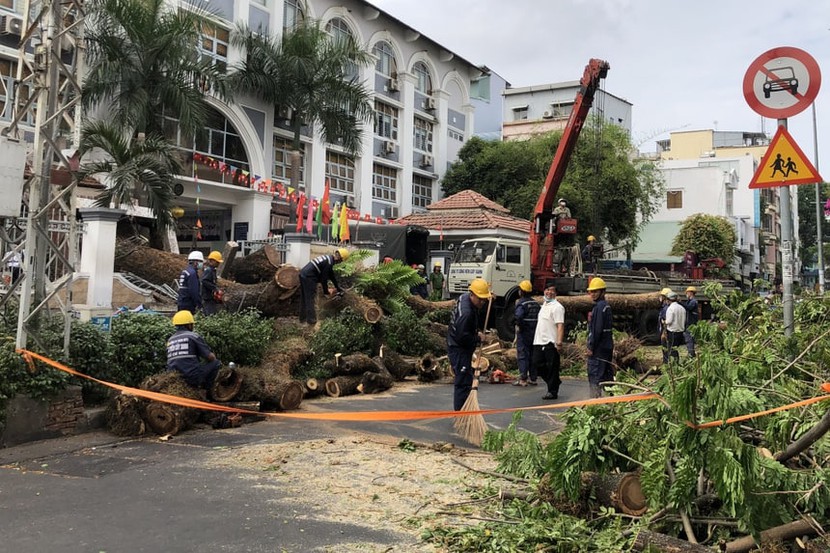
[278,106,293,121]
[388,78,399,92]
[383,141,396,155]
[420,155,433,167]
[0,15,24,36]
[426,97,436,111]
[542,110,553,119]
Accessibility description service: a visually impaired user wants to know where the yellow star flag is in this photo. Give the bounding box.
[339,204,350,243]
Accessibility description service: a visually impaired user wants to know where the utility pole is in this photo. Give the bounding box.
[0,0,85,351]
[812,103,825,294]
[777,119,794,337]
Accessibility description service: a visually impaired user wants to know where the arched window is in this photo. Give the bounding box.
[373,41,396,77]
[325,17,358,79]
[283,0,305,31]
[413,62,432,94]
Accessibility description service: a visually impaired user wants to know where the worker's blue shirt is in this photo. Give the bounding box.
[658,303,669,334]
[587,298,613,352]
[201,265,219,301]
[166,329,213,374]
[448,292,480,352]
[301,254,341,292]
[177,264,202,310]
[515,296,541,343]
[685,298,699,326]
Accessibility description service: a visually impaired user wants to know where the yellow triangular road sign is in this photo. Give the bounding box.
[749,126,822,189]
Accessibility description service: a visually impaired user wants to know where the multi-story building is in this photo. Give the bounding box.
[502,82,632,142]
[470,68,510,141]
[0,0,485,253]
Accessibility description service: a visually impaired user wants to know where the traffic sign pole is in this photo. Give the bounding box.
[779,118,794,337]
[812,103,825,294]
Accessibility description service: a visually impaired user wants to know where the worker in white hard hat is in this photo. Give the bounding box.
[177,250,204,313]
[298,248,349,326]
[552,198,572,221]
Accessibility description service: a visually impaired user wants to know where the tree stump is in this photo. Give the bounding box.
[303,378,325,398]
[586,471,647,516]
[324,353,380,376]
[417,353,441,382]
[105,394,146,437]
[210,365,243,402]
[325,375,362,397]
[139,372,203,436]
[235,366,304,411]
[319,290,383,324]
[224,245,280,284]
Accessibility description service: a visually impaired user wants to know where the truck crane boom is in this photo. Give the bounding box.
[529,58,610,290]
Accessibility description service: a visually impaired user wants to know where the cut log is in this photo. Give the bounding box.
[325,375,363,397]
[324,353,380,376]
[303,378,325,398]
[274,264,300,290]
[358,362,394,394]
[586,471,647,516]
[259,335,313,378]
[426,321,448,338]
[105,394,146,437]
[724,519,819,553]
[216,241,239,279]
[235,366,304,411]
[632,530,712,553]
[139,372,203,436]
[319,290,383,324]
[379,346,414,380]
[224,245,280,284]
[210,365,243,402]
[471,353,490,372]
[417,353,441,382]
[405,295,455,316]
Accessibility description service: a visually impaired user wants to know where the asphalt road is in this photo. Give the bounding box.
[0,377,590,553]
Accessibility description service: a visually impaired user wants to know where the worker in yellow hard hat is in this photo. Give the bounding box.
[167,310,222,391]
[201,251,225,316]
[683,286,699,358]
[448,278,491,410]
[586,277,613,398]
[298,249,348,326]
[513,279,540,387]
[582,235,599,274]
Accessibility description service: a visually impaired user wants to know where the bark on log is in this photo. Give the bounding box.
[405,295,455,316]
[224,245,280,284]
[105,394,146,437]
[139,372,203,436]
[378,346,415,380]
[632,530,712,553]
[325,375,363,397]
[216,241,239,279]
[235,366,304,411]
[259,335,313,378]
[319,290,383,324]
[324,353,380,376]
[417,353,441,382]
[427,321,448,338]
[221,280,300,318]
[587,471,648,516]
[210,366,243,402]
[358,360,395,394]
[724,519,819,553]
[303,378,325,398]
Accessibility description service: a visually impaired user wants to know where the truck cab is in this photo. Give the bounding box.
[448,237,529,300]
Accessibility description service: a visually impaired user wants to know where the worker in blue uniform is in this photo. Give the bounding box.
[586,277,614,398]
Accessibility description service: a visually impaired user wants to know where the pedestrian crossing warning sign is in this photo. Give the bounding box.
[749,126,822,189]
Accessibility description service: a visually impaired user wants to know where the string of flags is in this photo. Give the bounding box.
[192,152,404,230]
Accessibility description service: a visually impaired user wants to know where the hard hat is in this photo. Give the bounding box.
[468,278,492,299]
[172,310,195,326]
[667,291,678,300]
[686,286,697,293]
[187,251,204,262]
[558,198,566,204]
[660,287,672,296]
[586,277,606,291]
[519,280,532,293]
[208,251,223,263]
[433,263,441,268]
[417,264,425,269]
[337,248,350,261]
[587,235,596,242]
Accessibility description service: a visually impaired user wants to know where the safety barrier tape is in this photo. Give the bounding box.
[15,349,830,428]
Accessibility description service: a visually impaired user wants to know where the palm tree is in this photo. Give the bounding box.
[229,19,374,193]
[77,121,183,233]
[83,0,227,137]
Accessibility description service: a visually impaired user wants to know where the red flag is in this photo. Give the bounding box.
[295,194,306,232]
[321,179,332,224]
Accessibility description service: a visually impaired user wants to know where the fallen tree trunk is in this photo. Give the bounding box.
[325,375,362,397]
[774,409,830,463]
[216,241,239,279]
[405,295,455,316]
[139,372,203,436]
[319,290,383,324]
[259,335,313,378]
[378,346,414,380]
[210,365,243,402]
[724,519,819,553]
[324,353,380,376]
[235,366,304,411]
[303,378,325,398]
[274,264,300,291]
[587,471,647,516]
[224,245,281,284]
[358,359,395,394]
[105,394,146,437]
[632,530,712,553]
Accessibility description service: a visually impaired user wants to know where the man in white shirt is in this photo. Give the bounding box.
[3,250,22,285]
[532,280,565,400]
[664,291,687,364]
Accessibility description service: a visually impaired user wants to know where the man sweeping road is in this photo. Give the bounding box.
[447,278,491,411]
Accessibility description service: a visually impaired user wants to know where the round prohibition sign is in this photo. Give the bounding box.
[743,46,821,119]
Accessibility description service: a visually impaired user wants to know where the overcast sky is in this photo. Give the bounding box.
[373,0,830,171]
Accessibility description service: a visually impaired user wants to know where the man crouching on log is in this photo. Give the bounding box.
[166,310,222,391]
[299,248,349,326]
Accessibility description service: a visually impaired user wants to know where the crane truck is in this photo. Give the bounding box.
[447,59,728,342]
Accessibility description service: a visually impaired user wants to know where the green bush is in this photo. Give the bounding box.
[68,321,115,403]
[424,307,452,325]
[301,309,374,378]
[108,313,172,387]
[381,306,433,356]
[196,309,273,365]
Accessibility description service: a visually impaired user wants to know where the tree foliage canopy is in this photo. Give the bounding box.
[670,213,736,261]
[440,121,664,247]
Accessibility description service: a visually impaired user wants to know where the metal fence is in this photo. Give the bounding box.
[236,236,288,264]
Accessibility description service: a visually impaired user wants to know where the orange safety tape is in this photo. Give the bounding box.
[15,349,830,426]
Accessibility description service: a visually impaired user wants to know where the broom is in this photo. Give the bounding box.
[453,286,493,446]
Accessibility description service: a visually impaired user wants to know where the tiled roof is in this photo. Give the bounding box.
[398,210,530,234]
[426,190,510,213]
